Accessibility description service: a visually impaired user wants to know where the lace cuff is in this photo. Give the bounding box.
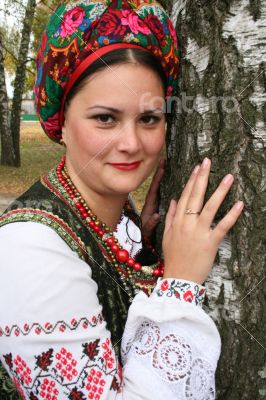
[153,278,206,307]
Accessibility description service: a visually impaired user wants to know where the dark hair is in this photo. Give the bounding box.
[64,48,167,111]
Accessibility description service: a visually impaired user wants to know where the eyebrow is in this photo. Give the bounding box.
[86,105,165,114]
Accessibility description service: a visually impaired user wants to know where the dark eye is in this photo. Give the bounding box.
[95,114,115,124]
[140,115,162,125]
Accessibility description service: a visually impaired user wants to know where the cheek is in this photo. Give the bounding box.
[67,121,106,157]
[144,130,165,156]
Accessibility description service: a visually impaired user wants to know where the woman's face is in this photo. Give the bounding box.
[62,63,166,198]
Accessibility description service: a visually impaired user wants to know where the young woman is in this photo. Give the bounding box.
[0,1,244,399]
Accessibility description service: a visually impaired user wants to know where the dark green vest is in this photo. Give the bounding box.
[0,167,158,399]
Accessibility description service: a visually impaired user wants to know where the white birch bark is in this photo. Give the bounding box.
[160,1,266,398]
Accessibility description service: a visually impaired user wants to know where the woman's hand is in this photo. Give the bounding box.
[162,158,244,284]
[141,159,164,239]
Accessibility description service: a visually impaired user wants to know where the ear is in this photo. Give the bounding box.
[61,120,67,144]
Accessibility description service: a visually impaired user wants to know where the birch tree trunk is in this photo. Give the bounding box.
[0,31,15,166]
[9,0,36,167]
[160,1,266,398]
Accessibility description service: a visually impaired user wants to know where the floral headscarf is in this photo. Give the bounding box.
[34,0,179,143]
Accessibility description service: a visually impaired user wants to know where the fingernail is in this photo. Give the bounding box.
[235,201,244,211]
[193,165,200,174]
[202,157,210,169]
[223,174,234,185]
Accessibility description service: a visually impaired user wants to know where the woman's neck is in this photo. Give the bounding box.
[66,162,128,232]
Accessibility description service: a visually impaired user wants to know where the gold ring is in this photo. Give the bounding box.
[185,208,200,215]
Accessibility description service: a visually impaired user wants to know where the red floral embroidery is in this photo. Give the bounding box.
[86,368,106,399]
[117,362,122,385]
[0,314,103,337]
[14,355,32,385]
[39,378,59,400]
[102,338,115,370]
[36,349,53,372]
[3,353,12,368]
[69,387,86,400]
[183,290,194,303]
[83,339,100,361]
[2,331,121,398]
[160,280,169,291]
[54,348,78,381]
[156,279,206,306]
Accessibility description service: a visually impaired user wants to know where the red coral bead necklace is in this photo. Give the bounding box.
[56,156,164,278]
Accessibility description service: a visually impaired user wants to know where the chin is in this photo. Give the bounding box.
[105,179,144,196]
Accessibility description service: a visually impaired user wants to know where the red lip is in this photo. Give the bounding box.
[109,161,141,171]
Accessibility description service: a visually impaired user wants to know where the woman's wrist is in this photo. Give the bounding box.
[163,272,204,286]
[154,278,206,307]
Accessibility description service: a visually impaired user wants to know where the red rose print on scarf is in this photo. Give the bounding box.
[167,19,178,47]
[37,32,48,68]
[60,6,85,38]
[121,10,151,35]
[144,14,166,46]
[97,10,127,36]
[45,112,60,135]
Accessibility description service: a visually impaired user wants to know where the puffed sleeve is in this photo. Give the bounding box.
[0,222,123,400]
[121,279,221,399]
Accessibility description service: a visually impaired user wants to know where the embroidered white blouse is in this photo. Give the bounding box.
[0,216,221,400]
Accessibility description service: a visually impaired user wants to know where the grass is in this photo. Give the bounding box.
[0,122,151,209]
[0,123,64,195]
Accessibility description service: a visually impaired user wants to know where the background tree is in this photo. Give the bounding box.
[0,30,16,165]
[0,0,60,167]
[160,0,265,398]
[9,0,37,167]
[0,0,37,167]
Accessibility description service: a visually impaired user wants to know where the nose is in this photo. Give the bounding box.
[116,121,142,154]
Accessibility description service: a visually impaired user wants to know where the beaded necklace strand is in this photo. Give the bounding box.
[56,156,164,280]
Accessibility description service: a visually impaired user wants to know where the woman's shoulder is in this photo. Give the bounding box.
[0,221,80,260]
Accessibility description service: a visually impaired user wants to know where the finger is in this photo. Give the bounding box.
[212,201,244,244]
[164,199,177,233]
[142,213,160,237]
[174,164,201,217]
[142,160,165,213]
[184,158,211,215]
[200,174,234,227]
[146,160,165,199]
